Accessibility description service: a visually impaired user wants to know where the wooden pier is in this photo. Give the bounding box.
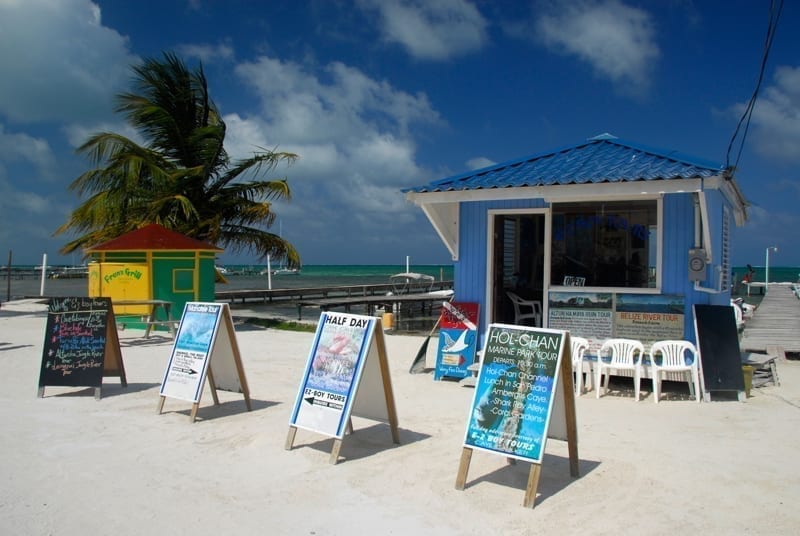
[215,281,453,305]
[740,283,800,355]
[296,291,452,322]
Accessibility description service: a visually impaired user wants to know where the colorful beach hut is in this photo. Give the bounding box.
[403,134,749,347]
[86,224,222,328]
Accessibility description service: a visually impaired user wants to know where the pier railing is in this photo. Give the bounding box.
[215,280,454,305]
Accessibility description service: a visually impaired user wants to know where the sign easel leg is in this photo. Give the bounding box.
[330,439,343,465]
[156,395,166,414]
[455,447,473,490]
[523,463,542,508]
[206,368,220,406]
[190,402,200,423]
[285,426,298,450]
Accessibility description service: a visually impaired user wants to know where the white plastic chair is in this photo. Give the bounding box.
[595,338,645,401]
[506,291,542,327]
[570,336,591,395]
[649,340,701,403]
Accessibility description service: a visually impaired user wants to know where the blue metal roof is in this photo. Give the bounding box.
[404,134,727,193]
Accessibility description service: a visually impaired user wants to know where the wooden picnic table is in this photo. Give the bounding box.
[113,299,178,338]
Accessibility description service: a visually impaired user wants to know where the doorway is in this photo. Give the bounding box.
[490,212,546,326]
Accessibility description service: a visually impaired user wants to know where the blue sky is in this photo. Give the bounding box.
[1,0,798,267]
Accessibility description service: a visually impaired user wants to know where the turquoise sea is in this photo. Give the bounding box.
[732,265,800,285]
[3,263,796,302]
[1,264,455,301]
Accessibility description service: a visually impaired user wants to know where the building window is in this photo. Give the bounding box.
[551,200,658,289]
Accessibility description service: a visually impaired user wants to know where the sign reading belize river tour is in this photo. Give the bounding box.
[158,302,251,422]
[434,302,479,380]
[455,323,579,508]
[286,312,399,464]
[38,297,126,399]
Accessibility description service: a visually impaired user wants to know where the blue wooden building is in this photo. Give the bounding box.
[404,134,749,349]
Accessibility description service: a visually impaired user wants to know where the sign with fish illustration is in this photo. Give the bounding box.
[38,296,126,399]
[158,302,251,422]
[286,312,399,464]
[434,302,479,380]
[455,324,579,508]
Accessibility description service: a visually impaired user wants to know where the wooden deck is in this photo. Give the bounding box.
[739,283,800,355]
[215,281,453,305]
[297,291,453,321]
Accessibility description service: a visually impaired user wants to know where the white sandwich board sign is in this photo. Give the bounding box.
[158,302,251,422]
[286,312,399,463]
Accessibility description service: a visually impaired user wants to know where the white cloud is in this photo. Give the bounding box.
[63,120,144,150]
[0,0,137,124]
[232,55,440,193]
[222,54,444,247]
[0,124,57,179]
[742,65,800,163]
[357,0,488,60]
[177,42,235,63]
[533,0,659,92]
[466,156,495,170]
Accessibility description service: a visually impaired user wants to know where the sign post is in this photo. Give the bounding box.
[38,297,126,399]
[454,323,579,508]
[434,302,479,380]
[286,312,399,464]
[158,302,251,422]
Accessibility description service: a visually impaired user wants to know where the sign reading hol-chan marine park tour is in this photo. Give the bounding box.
[455,323,579,508]
[286,311,399,464]
[38,296,126,399]
[464,324,566,462]
[158,302,251,422]
[434,301,479,380]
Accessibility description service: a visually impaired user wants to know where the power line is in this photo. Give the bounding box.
[725,0,784,175]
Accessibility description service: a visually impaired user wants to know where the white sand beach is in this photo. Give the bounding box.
[2,299,799,535]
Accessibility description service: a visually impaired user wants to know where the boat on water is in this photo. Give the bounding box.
[389,272,435,294]
[272,267,300,275]
[259,267,301,276]
[48,266,89,279]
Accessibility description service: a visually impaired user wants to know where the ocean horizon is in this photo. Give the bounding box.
[1,263,455,301]
[3,263,797,302]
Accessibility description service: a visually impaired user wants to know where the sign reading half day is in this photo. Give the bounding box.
[158,302,251,421]
[38,296,126,399]
[289,312,374,437]
[434,302,479,380]
[286,311,400,463]
[455,323,579,508]
[464,324,565,462]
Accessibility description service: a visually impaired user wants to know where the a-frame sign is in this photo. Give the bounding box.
[157,302,251,422]
[434,301,480,380]
[38,297,126,400]
[455,324,579,508]
[285,312,399,464]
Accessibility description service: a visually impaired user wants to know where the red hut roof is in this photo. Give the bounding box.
[87,224,222,252]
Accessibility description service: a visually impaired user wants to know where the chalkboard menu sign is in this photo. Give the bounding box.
[38,297,126,398]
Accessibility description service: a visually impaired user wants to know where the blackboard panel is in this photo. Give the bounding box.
[693,304,744,392]
[39,297,112,389]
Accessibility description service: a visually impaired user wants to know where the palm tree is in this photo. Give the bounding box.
[55,52,300,267]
